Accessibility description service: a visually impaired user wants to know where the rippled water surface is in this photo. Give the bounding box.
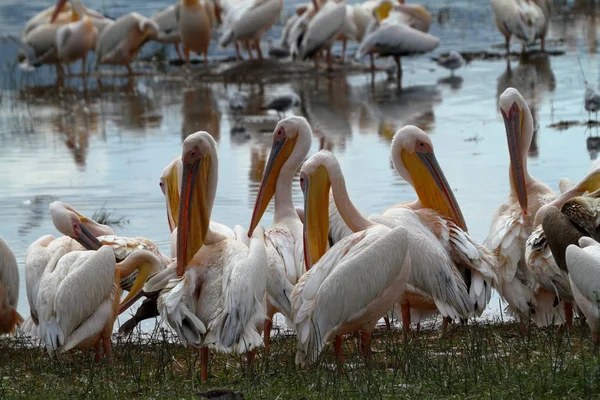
[1,0,599,329]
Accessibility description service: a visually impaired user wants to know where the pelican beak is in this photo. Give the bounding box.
[501,103,528,214]
[50,0,69,23]
[401,146,467,231]
[164,166,181,232]
[118,261,154,314]
[248,129,298,236]
[375,1,392,22]
[177,155,211,276]
[302,167,331,270]
[75,220,103,250]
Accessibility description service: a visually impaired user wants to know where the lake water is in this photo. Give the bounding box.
[0,0,599,331]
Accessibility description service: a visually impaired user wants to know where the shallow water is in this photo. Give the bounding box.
[0,0,599,331]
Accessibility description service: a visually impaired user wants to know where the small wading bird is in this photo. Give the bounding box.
[435,50,465,76]
[0,238,23,335]
[261,92,301,119]
[585,86,599,123]
[292,150,412,366]
[246,116,312,353]
[146,131,267,382]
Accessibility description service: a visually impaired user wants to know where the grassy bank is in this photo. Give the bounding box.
[1,320,599,399]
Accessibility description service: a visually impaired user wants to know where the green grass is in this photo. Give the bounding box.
[1,320,600,399]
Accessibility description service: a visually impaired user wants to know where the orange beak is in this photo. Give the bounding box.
[501,103,528,214]
[176,155,211,276]
[301,167,331,270]
[248,129,298,236]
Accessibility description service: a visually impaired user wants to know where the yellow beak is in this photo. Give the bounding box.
[164,165,181,232]
[177,155,211,276]
[401,148,467,231]
[302,166,331,269]
[118,261,154,314]
[248,133,298,236]
[375,1,393,22]
[502,105,528,214]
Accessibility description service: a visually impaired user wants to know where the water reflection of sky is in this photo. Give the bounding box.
[0,0,599,323]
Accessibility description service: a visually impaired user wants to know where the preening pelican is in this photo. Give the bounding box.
[485,87,563,329]
[36,246,155,358]
[356,0,438,79]
[219,0,283,60]
[490,0,547,54]
[51,0,98,74]
[95,13,159,74]
[247,116,312,352]
[177,0,215,67]
[299,0,347,70]
[566,237,600,345]
[151,5,184,59]
[0,238,23,335]
[23,3,111,37]
[292,150,413,366]
[146,131,267,382]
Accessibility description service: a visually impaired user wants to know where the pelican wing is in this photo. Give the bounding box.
[266,227,304,285]
[0,237,19,307]
[356,23,439,59]
[292,225,412,365]
[221,0,283,44]
[300,0,346,59]
[152,5,180,42]
[566,243,600,305]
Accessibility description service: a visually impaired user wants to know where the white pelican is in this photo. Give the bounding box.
[146,131,267,382]
[485,87,564,329]
[218,0,284,60]
[0,238,23,335]
[23,3,111,37]
[490,0,547,54]
[292,150,415,365]
[246,116,312,352]
[299,0,347,70]
[566,237,600,345]
[151,5,183,60]
[51,0,98,74]
[95,13,160,74]
[355,0,438,79]
[177,0,215,68]
[36,245,157,358]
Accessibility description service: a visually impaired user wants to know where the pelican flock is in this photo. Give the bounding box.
[6,0,600,392]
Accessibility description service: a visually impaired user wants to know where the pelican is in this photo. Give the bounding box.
[51,0,98,74]
[218,0,284,61]
[566,237,600,345]
[95,13,160,74]
[36,245,157,358]
[23,3,111,37]
[151,5,184,60]
[355,0,439,79]
[146,131,267,382]
[177,0,216,68]
[0,238,22,335]
[292,150,416,365]
[247,116,312,352]
[490,0,546,54]
[298,0,347,71]
[485,87,564,329]
[48,201,171,335]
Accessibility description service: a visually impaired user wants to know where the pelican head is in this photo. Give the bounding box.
[160,156,183,233]
[49,201,104,250]
[177,131,218,276]
[248,116,312,236]
[50,0,84,23]
[391,125,467,231]
[499,87,533,214]
[300,151,337,269]
[116,250,166,314]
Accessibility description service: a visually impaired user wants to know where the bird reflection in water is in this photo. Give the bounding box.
[497,54,555,157]
[53,104,99,169]
[437,76,464,92]
[181,85,221,141]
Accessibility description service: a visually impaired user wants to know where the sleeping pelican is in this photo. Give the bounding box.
[146,131,267,382]
[490,0,547,54]
[51,0,98,74]
[37,246,157,359]
[566,237,600,345]
[0,238,23,335]
[247,116,312,352]
[177,0,216,68]
[292,150,416,365]
[219,0,283,61]
[298,0,347,70]
[355,0,438,80]
[95,13,159,74]
[485,87,564,330]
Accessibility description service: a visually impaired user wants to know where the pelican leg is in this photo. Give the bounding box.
[201,346,209,382]
[102,336,113,362]
[341,38,347,63]
[82,56,87,76]
[440,316,450,337]
[234,42,243,60]
[203,50,208,67]
[505,35,510,55]
[593,332,599,349]
[264,318,273,353]
[521,42,526,55]
[246,349,256,369]
[244,40,254,60]
[94,341,102,362]
[416,322,421,334]
[370,54,375,71]
[334,335,345,361]
[360,332,372,360]
[401,303,411,341]
[184,46,191,70]
[541,37,545,52]
[564,302,573,329]
[384,316,391,329]
[125,62,134,75]
[255,40,263,60]
[174,42,183,60]
[393,56,402,85]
